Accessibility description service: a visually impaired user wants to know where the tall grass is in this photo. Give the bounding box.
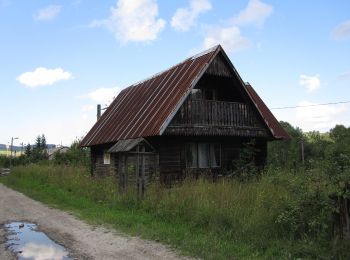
[1,164,349,259]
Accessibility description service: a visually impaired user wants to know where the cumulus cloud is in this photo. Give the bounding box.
[295,101,347,131]
[91,0,165,43]
[17,67,72,88]
[196,0,272,54]
[171,0,212,31]
[299,74,320,92]
[201,25,250,53]
[232,0,273,27]
[34,5,61,21]
[86,86,121,105]
[332,19,350,40]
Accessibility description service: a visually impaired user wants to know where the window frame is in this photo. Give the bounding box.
[185,142,221,169]
[103,152,111,165]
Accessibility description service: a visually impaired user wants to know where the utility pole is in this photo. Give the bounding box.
[10,137,19,167]
[301,138,305,166]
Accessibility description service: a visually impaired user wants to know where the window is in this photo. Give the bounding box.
[186,143,220,168]
[191,89,217,100]
[103,152,110,164]
[191,89,202,99]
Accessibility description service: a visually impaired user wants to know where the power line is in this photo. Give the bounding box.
[270,100,350,110]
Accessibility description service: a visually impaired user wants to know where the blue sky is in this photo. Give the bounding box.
[1,0,350,146]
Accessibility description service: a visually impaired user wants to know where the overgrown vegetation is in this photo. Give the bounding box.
[1,123,350,259]
[0,135,90,168]
[1,165,349,259]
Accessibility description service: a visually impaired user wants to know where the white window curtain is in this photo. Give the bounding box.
[198,143,210,168]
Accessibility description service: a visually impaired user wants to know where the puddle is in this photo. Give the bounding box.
[5,222,72,260]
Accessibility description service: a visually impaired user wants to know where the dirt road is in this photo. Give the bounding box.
[0,183,187,260]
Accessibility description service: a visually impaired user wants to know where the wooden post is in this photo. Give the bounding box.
[118,153,127,193]
[136,146,140,197]
[301,138,305,166]
[141,146,146,198]
[118,154,123,193]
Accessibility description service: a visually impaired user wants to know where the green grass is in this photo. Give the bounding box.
[1,164,349,259]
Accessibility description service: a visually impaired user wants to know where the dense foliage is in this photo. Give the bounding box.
[268,123,350,174]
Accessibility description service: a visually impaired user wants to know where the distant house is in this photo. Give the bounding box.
[80,45,288,195]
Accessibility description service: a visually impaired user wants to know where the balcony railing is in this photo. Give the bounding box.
[170,99,262,128]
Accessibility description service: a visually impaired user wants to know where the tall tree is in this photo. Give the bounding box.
[35,135,42,149]
[41,134,47,149]
[24,144,31,157]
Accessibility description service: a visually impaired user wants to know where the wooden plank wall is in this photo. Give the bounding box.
[159,141,183,184]
[91,146,116,177]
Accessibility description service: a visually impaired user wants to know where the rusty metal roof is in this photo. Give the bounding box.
[245,84,289,140]
[80,46,219,146]
[80,45,288,147]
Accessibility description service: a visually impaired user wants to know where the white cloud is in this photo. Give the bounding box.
[273,101,349,132]
[295,101,347,131]
[86,86,121,105]
[17,67,72,88]
[201,25,250,53]
[196,0,272,54]
[171,0,212,31]
[34,5,61,21]
[299,74,320,92]
[91,0,165,43]
[232,0,273,27]
[332,19,350,40]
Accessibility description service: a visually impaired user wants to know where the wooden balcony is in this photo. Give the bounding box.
[166,99,269,137]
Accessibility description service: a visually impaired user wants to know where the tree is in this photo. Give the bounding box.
[267,121,304,169]
[326,125,350,173]
[35,135,42,149]
[24,144,32,157]
[41,134,47,150]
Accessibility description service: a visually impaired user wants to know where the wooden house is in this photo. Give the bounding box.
[80,45,288,195]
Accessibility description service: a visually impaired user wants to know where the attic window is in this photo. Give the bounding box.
[191,89,202,99]
[203,89,217,100]
[103,152,110,164]
[191,89,217,100]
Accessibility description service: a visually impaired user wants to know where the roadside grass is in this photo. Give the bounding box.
[0,164,348,259]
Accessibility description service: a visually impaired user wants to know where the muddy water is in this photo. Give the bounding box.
[5,222,72,260]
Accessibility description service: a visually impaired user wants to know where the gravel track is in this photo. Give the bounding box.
[0,183,187,260]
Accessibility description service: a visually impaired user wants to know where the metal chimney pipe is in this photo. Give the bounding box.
[97,104,101,120]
